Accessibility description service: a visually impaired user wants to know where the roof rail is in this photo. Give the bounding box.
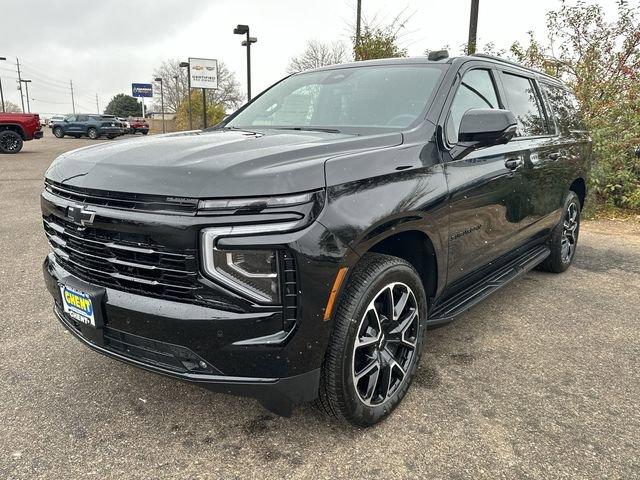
[470,53,561,83]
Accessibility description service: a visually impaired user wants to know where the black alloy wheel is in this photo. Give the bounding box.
[0,131,24,154]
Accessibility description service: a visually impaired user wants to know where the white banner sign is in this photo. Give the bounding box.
[189,58,218,89]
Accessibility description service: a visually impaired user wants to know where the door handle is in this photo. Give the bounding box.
[548,152,561,161]
[505,156,524,170]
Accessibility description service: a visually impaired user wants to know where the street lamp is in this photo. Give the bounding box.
[155,77,165,133]
[0,57,6,112]
[20,79,32,113]
[179,61,193,130]
[233,24,257,101]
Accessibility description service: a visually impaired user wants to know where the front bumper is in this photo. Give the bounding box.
[34,130,44,139]
[43,254,321,415]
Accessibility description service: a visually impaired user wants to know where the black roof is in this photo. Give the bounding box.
[302,54,564,86]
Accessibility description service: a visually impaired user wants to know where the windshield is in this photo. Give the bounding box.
[226,64,446,133]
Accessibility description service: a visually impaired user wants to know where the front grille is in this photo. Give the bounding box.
[44,214,203,304]
[44,179,198,214]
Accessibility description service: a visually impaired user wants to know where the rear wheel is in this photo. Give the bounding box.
[317,253,427,426]
[539,191,581,273]
[87,128,99,140]
[0,131,23,153]
[53,127,65,138]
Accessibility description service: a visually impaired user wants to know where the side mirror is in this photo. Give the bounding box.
[451,108,517,160]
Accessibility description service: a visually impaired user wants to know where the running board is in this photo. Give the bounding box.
[428,245,550,326]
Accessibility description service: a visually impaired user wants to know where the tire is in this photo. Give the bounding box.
[0,131,24,154]
[317,253,428,427]
[538,191,581,273]
[53,127,65,138]
[87,128,99,140]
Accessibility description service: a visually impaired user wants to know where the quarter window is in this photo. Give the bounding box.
[446,69,500,144]
[501,73,546,137]
[541,83,585,134]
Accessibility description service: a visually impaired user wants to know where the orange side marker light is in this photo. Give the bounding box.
[323,267,348,321]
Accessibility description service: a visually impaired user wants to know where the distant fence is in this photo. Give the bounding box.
[148,118,177,134]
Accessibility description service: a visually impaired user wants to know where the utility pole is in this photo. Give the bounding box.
[16,58,25,113]
[355,0,362,60]
[95,93,100,114]
[467,0,479,55]
[21,80,32,113]
[70,80,76,114]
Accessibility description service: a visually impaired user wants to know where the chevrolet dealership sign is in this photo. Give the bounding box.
[189,58,218,89]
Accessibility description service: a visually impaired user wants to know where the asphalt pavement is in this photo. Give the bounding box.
[1,132,638,479]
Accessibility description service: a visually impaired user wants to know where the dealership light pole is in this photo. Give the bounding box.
[20,79,32,113]
[179,61,193,130]
[155,77,165,133]
[234,24,257,101]
[0,57,6,112]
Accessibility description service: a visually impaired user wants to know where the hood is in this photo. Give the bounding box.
[45,129,403,198]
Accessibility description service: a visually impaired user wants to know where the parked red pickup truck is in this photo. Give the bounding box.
[0,113,43,153]
[128,117,149,135]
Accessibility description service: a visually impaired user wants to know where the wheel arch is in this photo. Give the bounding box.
[0,124,26,140]
[367,229,438,307]
[569,177,586,209]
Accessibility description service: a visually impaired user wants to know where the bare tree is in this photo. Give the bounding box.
[2,101,21,113]
[287,40,350,74]
[152,59,244,113]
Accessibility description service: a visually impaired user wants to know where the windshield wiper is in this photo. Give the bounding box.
[271,126,342,134]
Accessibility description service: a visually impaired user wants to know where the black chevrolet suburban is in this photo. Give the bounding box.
[42,54,591,426]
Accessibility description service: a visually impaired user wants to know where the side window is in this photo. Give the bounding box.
[65,115,76,122]
[541,83,585,134]
[500,73,546,137]
[76,115,87,122]
[446,69,500,144]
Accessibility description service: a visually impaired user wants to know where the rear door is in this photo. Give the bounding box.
[495,70,562,237]
[440,62,528,285]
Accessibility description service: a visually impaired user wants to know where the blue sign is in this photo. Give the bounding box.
[132,83,153,98]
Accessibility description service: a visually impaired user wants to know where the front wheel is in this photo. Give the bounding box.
[53,127,65,138]
[538,191,581,273]
[87,128,99,140]
[317,253,427,426]
[0,131,24,153]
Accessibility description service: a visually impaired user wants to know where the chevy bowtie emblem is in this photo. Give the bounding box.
[67,205,95,226]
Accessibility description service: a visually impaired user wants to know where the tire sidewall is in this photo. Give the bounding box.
[53,127,64,138]
[88,128,98,139]
[338,263,427,425]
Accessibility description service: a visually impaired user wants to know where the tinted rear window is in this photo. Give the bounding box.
[501,72,547,137]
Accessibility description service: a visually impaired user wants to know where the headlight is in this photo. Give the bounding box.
[212,250,279,303]
[201,222,299,304]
